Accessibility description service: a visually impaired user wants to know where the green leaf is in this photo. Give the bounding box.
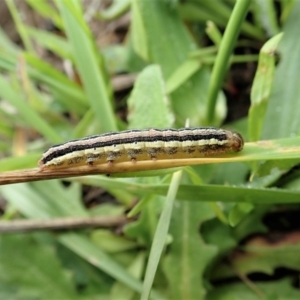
[249,33,283,141]
[207,279,300,300]
[56,0,117,132]
[97,0,131,20]
[127,65,174,129]
[27,0,63,29]
[0,182,157,297]
[130,0,195,78]
[0,181,87,218]
[110,252,146,300]
[26,26,72,60]
[0,74,61,143]
[170,67,227,126]
[262,1,300,138]
[91,229,138,253]
[252,0,280,36]
[77,175,300,205]
[0,27,19,55]
[141,171,183,300]
[129,0,228,126]
[124,194,164,246]
[59,233,153,297]
[163,201,218,299]
[0,234,76,299]
[228,202,254,227]
[165,59,201,94]
[179,1,264,40]
[0,153,41,172]
[213,233,300,278]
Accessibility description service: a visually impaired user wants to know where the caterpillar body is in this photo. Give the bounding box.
[38,127,244,171]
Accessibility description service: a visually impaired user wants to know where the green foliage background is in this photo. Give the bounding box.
[0,0,300,299]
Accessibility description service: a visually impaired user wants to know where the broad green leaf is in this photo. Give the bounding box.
[232,204,269,240]
[201,218,238,256]
[207,279,300,300]
[131,0,195,77]
[213,234,300,278]
[0,234,77,299]
[171,67,227,126]
[127,65,174,129]
[163,201,218,299]
[56,244,113,298]
[262,1,300,139]
[252,0,280,36]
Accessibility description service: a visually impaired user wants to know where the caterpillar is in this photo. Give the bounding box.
[38,127,244,170]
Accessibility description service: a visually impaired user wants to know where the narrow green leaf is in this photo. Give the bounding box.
[111,252,146,300]
[249,33,283,141]
[27,0,63,28]
[0,75,61,143]
[141,170,182,300]
[97,0,131,20]
[0,153,41,172]
[206,21,222,46]
[59,233,161,299]
[77,176,300,205]
[56,0,117,132]
[26,26,72,60]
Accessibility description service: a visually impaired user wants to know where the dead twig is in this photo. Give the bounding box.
[0,215,127,233]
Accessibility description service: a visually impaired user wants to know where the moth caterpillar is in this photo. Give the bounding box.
[38,127,244,171]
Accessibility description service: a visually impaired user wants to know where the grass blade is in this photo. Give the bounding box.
[141,170,182,300]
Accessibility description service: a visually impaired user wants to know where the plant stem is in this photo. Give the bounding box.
[207,0,252,124]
